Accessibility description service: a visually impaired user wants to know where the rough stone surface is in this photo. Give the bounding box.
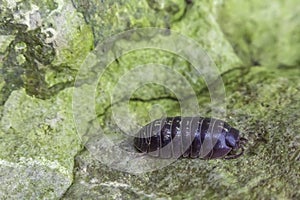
[0,0,91,199]
[217,0,300,68]
[64,0,300,199]
[63,66,300,199]
[0,0,299,199]
[0,88,82,199]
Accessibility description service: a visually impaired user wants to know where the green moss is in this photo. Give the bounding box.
[0,0,94,106]
[1,0,299,199]
[93,46,215,135]
[172,0,242,72]
[0,0,93,198]
[31,0,58,12]
[46,22,94,87]
[0,27,55,104]
[64,1,299,199]
[64,66,300,199]
[0,88,82,199]
[72,0,187,43]
[217,0,300,68]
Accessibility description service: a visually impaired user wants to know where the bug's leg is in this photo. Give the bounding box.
[238,137,248,150]
[136,152,148,157]
[207,149,214,160]
[240,137,248,144]
[224,146,244,159]
[225,137,247,159]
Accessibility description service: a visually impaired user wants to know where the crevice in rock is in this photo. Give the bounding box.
[59,145,86,200]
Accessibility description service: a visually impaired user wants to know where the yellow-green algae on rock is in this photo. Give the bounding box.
[217,0,300,68]
[0,0,92,199]
[0,0,299,199]
[63,0,299,199]
[0,88,82,199]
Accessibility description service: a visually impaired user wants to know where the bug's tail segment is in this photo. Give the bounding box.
[118,137,137,153]
[133,136,140,150]
[133,136,149,153]
[117,137,149,159]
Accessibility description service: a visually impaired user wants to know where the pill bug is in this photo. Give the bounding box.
[133,116,247,159]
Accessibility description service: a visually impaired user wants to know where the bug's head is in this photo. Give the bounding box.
[224,127,248,159]
[225,127,242,150]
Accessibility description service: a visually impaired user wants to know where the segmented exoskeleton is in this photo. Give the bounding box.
[134,116,247,159]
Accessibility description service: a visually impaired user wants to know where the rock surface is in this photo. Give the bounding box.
[0,0,299,199]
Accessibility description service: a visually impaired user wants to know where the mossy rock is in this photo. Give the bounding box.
[1,0,299,199]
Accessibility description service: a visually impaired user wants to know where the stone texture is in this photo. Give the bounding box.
[0,0,91,198]
[217,0,300,68]
[0,88,82,199]
[0,0,299,199]
[64,0,300,199]
[63,66,300,199]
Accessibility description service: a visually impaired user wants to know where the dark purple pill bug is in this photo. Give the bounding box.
[134,116,247,159]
